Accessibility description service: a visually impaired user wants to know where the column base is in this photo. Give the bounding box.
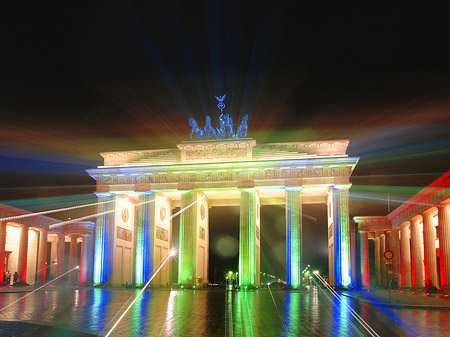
[236,285,258,291]
[439,286,450,293]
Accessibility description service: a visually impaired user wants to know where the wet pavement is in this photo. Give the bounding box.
[0,286,449,336]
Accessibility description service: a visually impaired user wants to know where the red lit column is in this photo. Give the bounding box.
[68,235,78,284]
[400,222,412,288]
[36,229,48,284]
[374,235,380,287]
[438,203,450,290]
[380,234,386,288]
[0,222,6,284]
[410,217,424,289]
[390,229,401,286]
[359,230,370,289]
[57,233,65,284]
[423,212,439,288]
[385,231,392,286]
[80,234,91,286]
[17,225,29,285]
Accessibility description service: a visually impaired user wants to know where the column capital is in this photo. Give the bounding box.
[94,192,114,197]
[410,215,422,223]
[333,184,352,190]
[285,186,302,192]
[422,207,438,215]
[400,221,410,228]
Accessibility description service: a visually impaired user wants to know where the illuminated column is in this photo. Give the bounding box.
[374,235,380,287]
[0,222,6,284]
[410,217,424,289]
[423,212,439,288]
[400,222,412,288]
[359,230,370,289]
[380,234,386,288]
[57,233,65,283]
[17,225,29,285]
[285,187,302,289]
[390,229,401,286]
[350,220,357,288]
[68,235,78,284]
[93,193,115,286]
[36,229,48,284]
[239,188,259,288]
[438,203,450,290]
[135,192,155,286]
[178,191,199,286]
[332,185,352,288]
[80,234,92,286]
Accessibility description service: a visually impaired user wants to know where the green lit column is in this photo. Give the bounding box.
[178,191,199,287]
[333,185,352,288]
[286,187,302,289]
[135,192,155,287]
[239,188,258,288]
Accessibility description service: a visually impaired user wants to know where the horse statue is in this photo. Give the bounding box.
[237,114,248,138]
[203,115,216,140]
[223,113,234,138]
[189,118,205,140]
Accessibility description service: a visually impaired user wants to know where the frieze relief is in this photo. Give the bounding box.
[186,148,247,160]
[96,165,354,186]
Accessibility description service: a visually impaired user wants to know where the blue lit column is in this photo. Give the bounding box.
[333,185,352,288]
[239,188,259,288]
[135,192,155,286]
[286,187,302,289]
[93,193,115,286]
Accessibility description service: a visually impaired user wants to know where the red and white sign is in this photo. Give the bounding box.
[384,250,394,260]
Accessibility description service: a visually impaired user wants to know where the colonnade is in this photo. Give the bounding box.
[356,202,450,291]
[0,218,95,286]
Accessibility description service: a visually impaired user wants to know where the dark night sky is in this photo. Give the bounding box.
[1,2,449,278]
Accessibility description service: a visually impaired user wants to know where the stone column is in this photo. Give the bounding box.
[333,185,352,288]
[423,212,439,288]
[285,187,302,289]
[374,235,380,287]
[93,193,115,285]
[359,230,370,289]
[390,229,401,287]
[80,234,91,286]
[135,192,155,286]
[57,233,65,284]
[178,191,199,287]
[350,220,358,288]
[400,222,412,288]
[36,229,48,284]
[0,222,6,284]
[239,188,259,288]
[438,203,450,290]
[68,235,79,284]
[380,234,386,288]
[410,217,424,289]
[17,225,29,285]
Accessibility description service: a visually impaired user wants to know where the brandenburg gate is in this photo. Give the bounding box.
[87,129,359,289]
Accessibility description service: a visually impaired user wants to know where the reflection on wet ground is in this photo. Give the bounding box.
[0,286,449,336]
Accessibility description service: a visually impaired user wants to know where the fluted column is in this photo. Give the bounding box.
[410,217,424,289]
[359,230,370,289]
[135,192,155,286]
[423,212,439,288]
[390,229,401,286]
[178,191,199,286]
[93,193,115,285]
[333,185,352,288]
[374,235,380,287]
[286,187,302,289]
[438,204,450,290]
[0,222,6,284]
[380,234,386,288]
[17,225,29,285]
[57,233,65,284]
[36,229,48,284]
[239,188,259,288]
[68,236,79,284]
[80,234,91,286]
[400,222,412,288]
